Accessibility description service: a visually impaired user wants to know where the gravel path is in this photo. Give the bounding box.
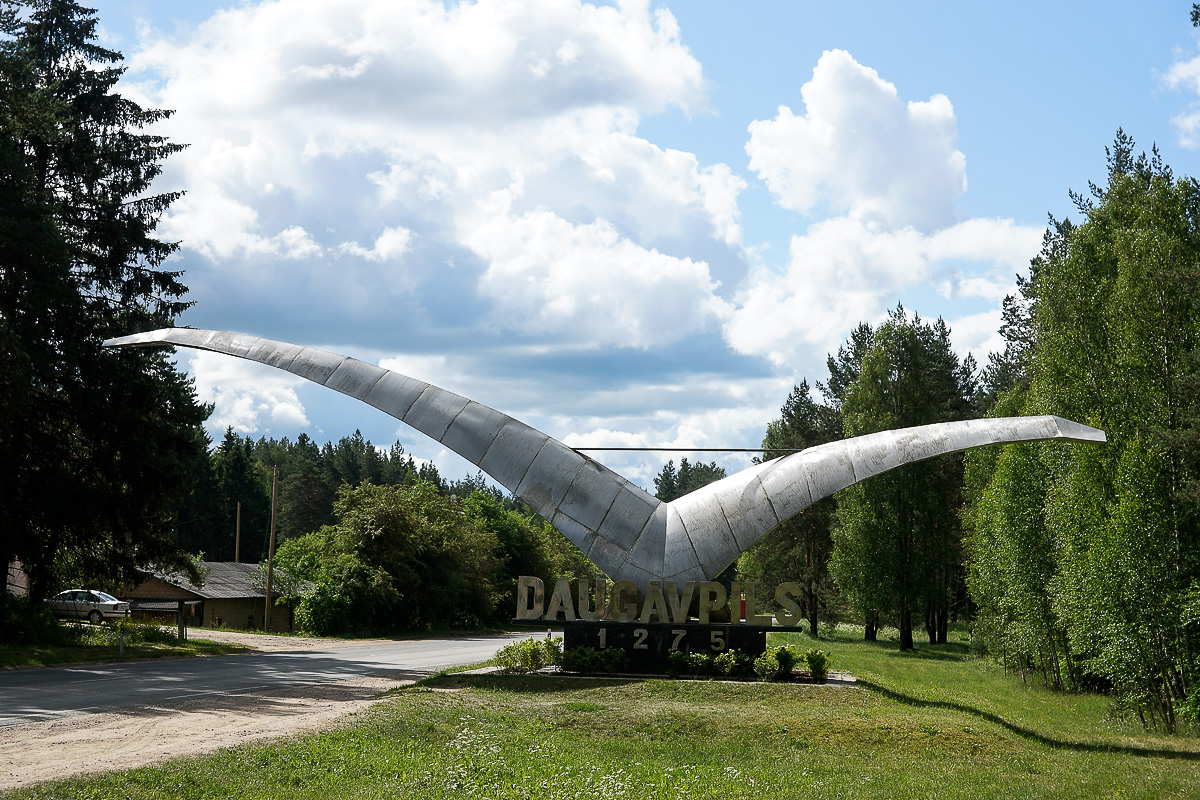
[0,629,509,790]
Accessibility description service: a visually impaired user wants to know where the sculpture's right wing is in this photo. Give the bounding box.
[103,328,663,580]
[658,416,1107,586]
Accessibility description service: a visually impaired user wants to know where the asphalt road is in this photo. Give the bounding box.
[0,632,535,728]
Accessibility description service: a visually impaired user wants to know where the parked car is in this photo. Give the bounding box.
[45,589,130,624]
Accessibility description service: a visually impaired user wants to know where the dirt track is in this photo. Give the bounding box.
[0,631,419,790]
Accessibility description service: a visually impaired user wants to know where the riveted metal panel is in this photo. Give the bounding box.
[937,418,1005,452]
[516,442,587,519]
[625,504,668,579]
[103,330,173,348]
[325,358,386,401]
[1003,416,1057,443]
[441,401,509,466]
[757,455,814,521]
[597,482,657,551]
[478,420,549,495]
[363,371,430,420]
[549,510,599,558]
[557,460,624,532]
[201,331,238,357]
[404,387,470,441]
[847,430,899,482]
[894,422,950,464]
[614,561,657,595]
[713,471,780,553]
[247,340,302,370]
[586,534,631,579]
[687,512,741,581]
[663,505,700,580]
[1050,415,1107,443]
[794,443,857,503]
[225,333,260,358]
[674,487,736,568]
[285,347,346,385]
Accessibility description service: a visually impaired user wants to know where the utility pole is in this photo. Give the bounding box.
[234,501,242,563]
[264,466,279,632]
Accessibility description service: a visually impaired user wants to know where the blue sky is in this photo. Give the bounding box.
[88,0,1200,488]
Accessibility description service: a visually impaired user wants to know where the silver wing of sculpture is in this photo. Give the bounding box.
[105,328,1107,591]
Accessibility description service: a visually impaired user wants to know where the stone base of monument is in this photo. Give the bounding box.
[559,620,772,674]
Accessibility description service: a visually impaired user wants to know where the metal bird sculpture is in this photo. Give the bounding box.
[105,329,1106,591]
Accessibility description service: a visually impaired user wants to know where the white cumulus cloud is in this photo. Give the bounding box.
[122,0,739,350]
[725,217,1041,367]
[469,209,732,348]
[745,49,966,232]
[1163,48,1200,149]
[187,351,310,434]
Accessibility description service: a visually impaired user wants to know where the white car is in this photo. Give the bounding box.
[45,589,130,624]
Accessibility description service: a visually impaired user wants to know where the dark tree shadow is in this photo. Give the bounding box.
[857,680,1200,761]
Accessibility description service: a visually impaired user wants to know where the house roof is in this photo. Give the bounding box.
[123,561,308,602]
[189,562,267,599]
[144,562,267,600]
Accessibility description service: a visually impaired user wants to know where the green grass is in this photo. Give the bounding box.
[0,631,250,668]
[5,624,1199,799]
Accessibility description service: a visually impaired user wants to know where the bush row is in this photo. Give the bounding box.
[493,638,830,682]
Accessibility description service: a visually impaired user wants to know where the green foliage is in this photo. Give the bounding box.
[653,458,727,502]
[667,649,691,678]
[804,648,830,682]
[831,307,976,650]
[274,481,598,634]
[294,584,355,637]
[965,133,1200,730]
[494,636,562,673]
[752,650,778,680]
[686,651,717,677]
[73,620,177,647]
[774,644,801,675]
[0,0,209,600]
[713,649,754,679]
[0,594,70,645]
[559,646,626,674]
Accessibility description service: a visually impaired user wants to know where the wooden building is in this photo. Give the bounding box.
[121,562,296,632]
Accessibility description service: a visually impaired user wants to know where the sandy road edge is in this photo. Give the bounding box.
[0,630,441,790]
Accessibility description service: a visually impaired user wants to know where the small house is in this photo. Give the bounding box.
[122,562,297,632]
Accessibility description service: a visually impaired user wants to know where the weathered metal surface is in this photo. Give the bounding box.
[105,328,1108,592]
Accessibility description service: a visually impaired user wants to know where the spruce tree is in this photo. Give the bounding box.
[1,0,208,599]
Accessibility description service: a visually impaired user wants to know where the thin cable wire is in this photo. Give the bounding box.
[571,447,805,452]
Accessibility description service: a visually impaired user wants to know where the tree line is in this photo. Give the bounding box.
[734,133,1200,732]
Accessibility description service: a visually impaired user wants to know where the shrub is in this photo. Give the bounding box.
[714,649,753,679]
[753,650,779,681]
[495,637,560,673]
[0,594,70,645]
[541,635,563,667]
[295,584,355,636]
[774,645,801,676]
[805,648,829,682]
[559,646,626,674]
[667,649,690,678]
[686,651,717,677]
[74,620,179,647]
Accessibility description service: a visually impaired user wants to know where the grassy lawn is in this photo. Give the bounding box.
[0,629,250,668]
[4,624,1198,799]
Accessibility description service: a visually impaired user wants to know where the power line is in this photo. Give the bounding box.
[572,447,806,453]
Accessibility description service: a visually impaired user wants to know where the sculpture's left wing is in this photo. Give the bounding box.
[103,328,664,582]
